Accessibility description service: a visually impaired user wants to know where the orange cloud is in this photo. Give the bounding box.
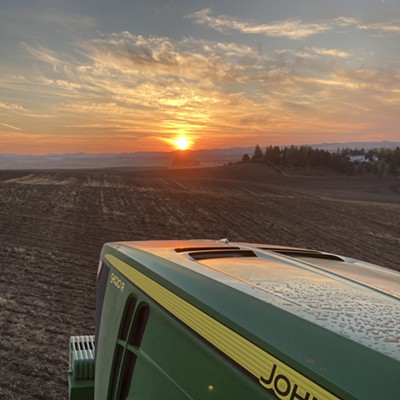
[187,9,331,39]
[0,28,398,154]
[188,9,400,39]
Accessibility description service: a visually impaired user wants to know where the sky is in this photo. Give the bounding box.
[0,0,399,154]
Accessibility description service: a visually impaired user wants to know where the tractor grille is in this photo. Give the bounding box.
[69,335,95,380]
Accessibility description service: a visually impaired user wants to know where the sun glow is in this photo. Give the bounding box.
[173,136,192,151]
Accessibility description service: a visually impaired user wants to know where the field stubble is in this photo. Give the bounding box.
[0,164,399,399]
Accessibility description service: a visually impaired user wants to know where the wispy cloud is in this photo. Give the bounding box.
[359,21,400,34]
[334,16,400,35]
[187,9,400,39]
[311,48,350,58]
[29,11,96,29]
[0,101,27,111]
[22,42,65,65]
[187,9,331,39]
[0,122,22,131]
[333,17,361,26]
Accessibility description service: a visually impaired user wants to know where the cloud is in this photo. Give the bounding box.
[30,11,96,29]
[0,122,22,131]
[187,9,331,39]
[359,21,400,34]
[0,101,27,111]
[334,16,400,35]
[21,42,65,65]
[311,48,350,58]
[12,30,400,150]
[78,32,250,85]
[333,16,361,26]
[181,37,254,57]
[187,9,400,39]
[39,78,84,91]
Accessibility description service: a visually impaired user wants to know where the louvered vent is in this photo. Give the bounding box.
[259,247,344,261]
[188,250,257,260]
[175,246,240,253]
[69,335,95,381]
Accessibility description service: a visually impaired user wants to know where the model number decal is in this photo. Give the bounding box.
[110,272,125,292]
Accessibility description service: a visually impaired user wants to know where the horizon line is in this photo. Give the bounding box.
[1,140,399,157]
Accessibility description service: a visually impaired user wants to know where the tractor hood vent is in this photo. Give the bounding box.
[69,335,95,381]
[188,250,257,260]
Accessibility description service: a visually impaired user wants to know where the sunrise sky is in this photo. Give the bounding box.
[1,0,399,154]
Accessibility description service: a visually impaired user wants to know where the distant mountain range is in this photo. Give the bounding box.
[308,141,400,152]
[0,142,398,169]
[0,148,250,169]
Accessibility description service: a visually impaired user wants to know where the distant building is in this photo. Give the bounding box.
[348,155,378,163]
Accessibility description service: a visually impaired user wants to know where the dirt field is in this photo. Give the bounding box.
[0,164,399,399]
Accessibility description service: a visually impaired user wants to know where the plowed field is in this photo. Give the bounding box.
[0,164,399,399]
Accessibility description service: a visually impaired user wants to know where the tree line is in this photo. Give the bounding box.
[240,145,400,176]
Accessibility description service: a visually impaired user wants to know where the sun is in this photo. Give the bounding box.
[173,136,191,151]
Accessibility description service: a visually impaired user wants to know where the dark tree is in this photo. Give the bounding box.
[241,153,250,163]
[264,145,274,164]
[252,144,264,161]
